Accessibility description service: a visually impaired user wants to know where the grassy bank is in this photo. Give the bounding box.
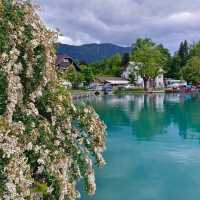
[114,88,165,95]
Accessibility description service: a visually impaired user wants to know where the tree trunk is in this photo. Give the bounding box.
[152,78,156,90]
[143,77,149,91]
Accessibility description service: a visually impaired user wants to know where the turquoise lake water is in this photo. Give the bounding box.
[80,93,200,200]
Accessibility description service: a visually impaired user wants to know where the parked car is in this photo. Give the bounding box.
[123,84,135,89]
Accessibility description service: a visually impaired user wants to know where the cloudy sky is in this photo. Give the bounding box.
[34,0,200,52]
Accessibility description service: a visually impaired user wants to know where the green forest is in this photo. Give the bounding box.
[69,38,200,88]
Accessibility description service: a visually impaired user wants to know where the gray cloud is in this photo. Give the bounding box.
[34,0,200,52]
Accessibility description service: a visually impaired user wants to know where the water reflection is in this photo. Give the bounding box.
[87,93,200,140]
[80,93,200,200]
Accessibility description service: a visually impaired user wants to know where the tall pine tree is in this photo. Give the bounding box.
[178,40,189,67]
[169,40,190,78]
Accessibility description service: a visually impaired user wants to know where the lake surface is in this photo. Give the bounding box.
[80,93,200,200]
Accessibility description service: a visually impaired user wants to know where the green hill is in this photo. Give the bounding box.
[57,43,131,63]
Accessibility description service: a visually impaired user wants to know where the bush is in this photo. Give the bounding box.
[0,1,106,200]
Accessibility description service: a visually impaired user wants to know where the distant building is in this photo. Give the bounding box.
[165,79,187,88]
[56,54,80,71]
[122,61,164,88]
[96,76,129,86]
[91,76,129,91]
[56,55,81,89]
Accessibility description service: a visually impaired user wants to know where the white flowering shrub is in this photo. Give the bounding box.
[0,1,106,199]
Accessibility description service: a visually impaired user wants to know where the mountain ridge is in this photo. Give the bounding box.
[57,43,131,63]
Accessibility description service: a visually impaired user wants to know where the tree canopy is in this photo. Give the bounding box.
[190,41,200,57]
[168,40,190,78]
[88,53,122,76]
[121,52,130,67]
[180,56,200,84]
[131,38,166,90]
[177,41,200,84]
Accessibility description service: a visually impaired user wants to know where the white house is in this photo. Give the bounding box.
[96,77,129,86]
[121,61,164,89]
[90,76,129,91]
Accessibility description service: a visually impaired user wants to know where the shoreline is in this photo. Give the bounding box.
[71,89,200,100]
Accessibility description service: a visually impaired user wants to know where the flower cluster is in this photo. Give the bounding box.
[0,1,106,200]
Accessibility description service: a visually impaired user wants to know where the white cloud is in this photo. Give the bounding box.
[168,12,196,23]
[34,0,200,51]
[57,34,100,46]
[57,35,81,45]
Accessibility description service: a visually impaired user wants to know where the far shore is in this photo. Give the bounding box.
[70,88,200,100]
